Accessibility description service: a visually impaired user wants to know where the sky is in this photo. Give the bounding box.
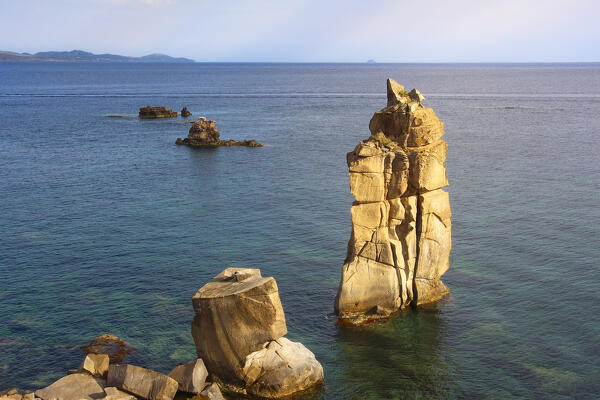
[1,0,599,62]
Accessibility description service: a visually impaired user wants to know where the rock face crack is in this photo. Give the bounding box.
[335,79,452,323]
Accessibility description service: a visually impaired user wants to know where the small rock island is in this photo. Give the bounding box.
[180,107,192,117]
[138,106,178,119]
[335,78,452,324]
[175,117,262,147]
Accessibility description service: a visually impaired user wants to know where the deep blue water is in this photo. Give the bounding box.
[1,62,599,399]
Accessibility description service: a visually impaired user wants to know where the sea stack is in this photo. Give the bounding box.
[334,78,451,324]
[191,268,324,398]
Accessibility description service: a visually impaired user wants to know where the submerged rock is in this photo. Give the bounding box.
[139,106,178,118]
[175,117,262,147]
[191,267,323,398]
[81,334,135,363]
[107,364,178,400]
[335,78,452,324]
[180,107,192,117]
[35,373,106,400]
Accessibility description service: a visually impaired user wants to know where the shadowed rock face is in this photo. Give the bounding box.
[138,106,178,118]
[335,78,451,323]
[176,117,262,147]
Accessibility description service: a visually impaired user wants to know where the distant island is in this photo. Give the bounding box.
[0,50,195,63]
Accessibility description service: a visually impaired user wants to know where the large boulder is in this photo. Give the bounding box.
[191,268,324,398]
[81,334,135,363]
[336,79,452,323]
[107,364,178,400]
[242,337,324,398]
[191,268,287,382]
[167,359,208,394]
[35,373,106,400]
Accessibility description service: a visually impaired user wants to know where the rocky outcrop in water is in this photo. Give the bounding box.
[175,117,262,147]
[81,334,135,363]
[191,267,324,398]
[180,107,192,117]
[138,106,177,118]
[335,79,452,324]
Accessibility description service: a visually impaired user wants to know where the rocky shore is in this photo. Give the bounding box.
[1,269,322,400]
[176,117,262,147]
[335,79,452,324]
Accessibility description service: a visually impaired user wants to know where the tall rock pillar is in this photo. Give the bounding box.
[335,79,451,323]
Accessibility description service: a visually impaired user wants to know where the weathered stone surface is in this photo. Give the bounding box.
[196,383,224,400]
[180,107,192,117]
[107,364,178,400]
[167,359,208,394]
[139,106,177,118]
[369,106,444,148]
[386,78,407,107]
[242,337,324,398]
[80,353,109,378]
[414,189,452,304]
[407,140,448,193]
[335,257,400,315]
[81,334,135,363]
[176,117,262,147]
[104,387,136,400]
[35,373,105,400]
[191,268,287,382]
[336,79,451,323]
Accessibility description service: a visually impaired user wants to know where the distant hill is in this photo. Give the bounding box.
[0,50,195,63]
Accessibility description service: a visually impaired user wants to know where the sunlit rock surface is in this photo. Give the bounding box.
[335,79,452,323]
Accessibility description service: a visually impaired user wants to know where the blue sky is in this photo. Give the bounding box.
[1,0,599,62]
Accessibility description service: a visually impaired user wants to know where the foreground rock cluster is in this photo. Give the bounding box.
[1,334,224,400]
[335,79,452,324]
[3,269,322,400]
[191,268,324,398]
[176,118,262,147]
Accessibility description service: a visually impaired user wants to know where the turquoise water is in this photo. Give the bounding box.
[1,62,599,399]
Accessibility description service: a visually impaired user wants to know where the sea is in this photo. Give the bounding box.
[1,62,599,399]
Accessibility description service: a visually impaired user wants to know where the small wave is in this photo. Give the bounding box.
[470,106,538,110]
